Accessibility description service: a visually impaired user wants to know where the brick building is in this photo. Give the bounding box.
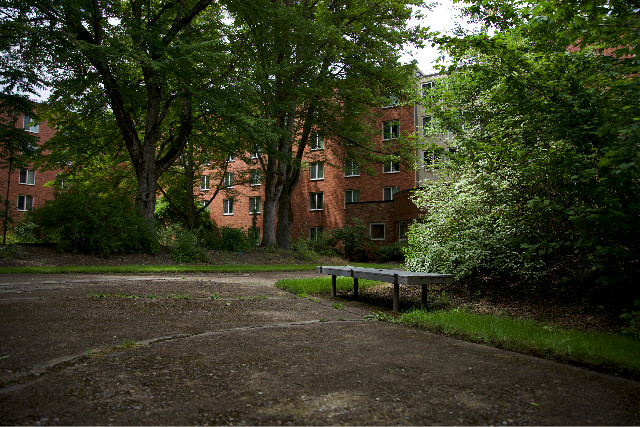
[204,72,455,244]
[1,74,454,245]
[0,114,58,225]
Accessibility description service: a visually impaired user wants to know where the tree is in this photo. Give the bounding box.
[406,0,639,296]
[225,0,426,248]
[1,0,230,226]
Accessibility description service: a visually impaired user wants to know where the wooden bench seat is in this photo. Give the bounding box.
[316,266,455,312]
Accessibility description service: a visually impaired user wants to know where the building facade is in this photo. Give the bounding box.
[0,114,58,225]
[204,72,452,245]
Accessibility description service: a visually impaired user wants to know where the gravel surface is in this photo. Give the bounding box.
[1,271,639,425]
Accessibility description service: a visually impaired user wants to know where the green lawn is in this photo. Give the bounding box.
[275,276,383,294]
[0,264,317,275]
[400,308,640,379]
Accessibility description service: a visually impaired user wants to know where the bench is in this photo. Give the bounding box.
[316,266,455,312]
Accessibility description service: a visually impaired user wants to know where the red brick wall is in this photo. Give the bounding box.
[0,115,58,223]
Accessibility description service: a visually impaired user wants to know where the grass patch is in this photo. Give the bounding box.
[275,276,382,295]
[0,264,317,275]
[401,308,640,379]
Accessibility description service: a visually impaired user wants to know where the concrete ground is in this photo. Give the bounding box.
[0,271,638,425]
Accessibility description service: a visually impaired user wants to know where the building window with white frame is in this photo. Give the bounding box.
[310,162,324,181]
[382,94,399,108]
[250,169,261,186]
[223,172,234,188]
[383,160,400,173]
[344,160,360,177]
[383,186,400,201]
[223,199,234,215]
[249,196,261,214]
[309,192,323,211]
[421,81,434,97]
[19,169,35,185]
[382,120,399,140]
[250,149,262,159]
[344,189,360,207]
[422,116,432,136]
[225,155,235,162]
[309,133,324,151]
[23,116,39,133]
[17,195,34,211]
[309,227,323,240]
[398,221,408,241]
[200,175,210,191]
[370,223,385,240]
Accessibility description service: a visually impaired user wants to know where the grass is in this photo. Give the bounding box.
[274,276,383,295]
[401,308,640,379]
[0,264,317,275]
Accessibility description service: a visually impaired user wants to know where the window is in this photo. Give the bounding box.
[399,221,408,241]
[17,195,34,211]
[370,223,385,240]
[23,116,39,133]
[309,133,324,150]
[250,169,261,186]
[309,192,324,211]
[223,199,234,215]
[382,94,399,108]
[225,155,235,162]
[383,186,400,201]
[344,189,360,207]
[310,162,324,180]
[344,160,360,177]
[309,227,323,240]
[19,169,35,185]
[424,147,445,170]
[223,172,234,188]
[251,149,262,159]
[421,81,434,97]
[383,160,400,173]
[200,175,210,191]
[422,116,432,136]
[249,196,261,214]
[383,120,399,140]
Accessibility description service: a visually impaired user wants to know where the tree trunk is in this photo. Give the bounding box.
[136,144,158,228]
[261,154,282,246]
[182,155,196,229]
[276,189,293,249]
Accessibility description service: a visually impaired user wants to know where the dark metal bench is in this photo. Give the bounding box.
[316,266,455,312]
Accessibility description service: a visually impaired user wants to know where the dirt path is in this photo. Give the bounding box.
[1,271,638,425]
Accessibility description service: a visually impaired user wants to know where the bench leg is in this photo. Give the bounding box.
[353,277,359,298]
[393,282,400,312]
[331,275,337,298]
[422,284,428,308]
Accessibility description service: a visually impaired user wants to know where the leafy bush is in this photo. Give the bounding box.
[291,239,320,262]
[28,190,157,256]
[330,219,375,261]
[219,227,252,252]
[170,228,208,263]
[378,242,405,263]
[404,172,551,279]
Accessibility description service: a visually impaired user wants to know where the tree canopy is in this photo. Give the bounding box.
[224,0,426,247]
[405,0,639,301]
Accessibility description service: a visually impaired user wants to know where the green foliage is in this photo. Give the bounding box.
[169,229,209,264]
[407,1,640,297]
[378,242,405,263]
[330,219,376,261]
[28,190,157,256]
[621,301,640,339]
[219,227,252,253]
